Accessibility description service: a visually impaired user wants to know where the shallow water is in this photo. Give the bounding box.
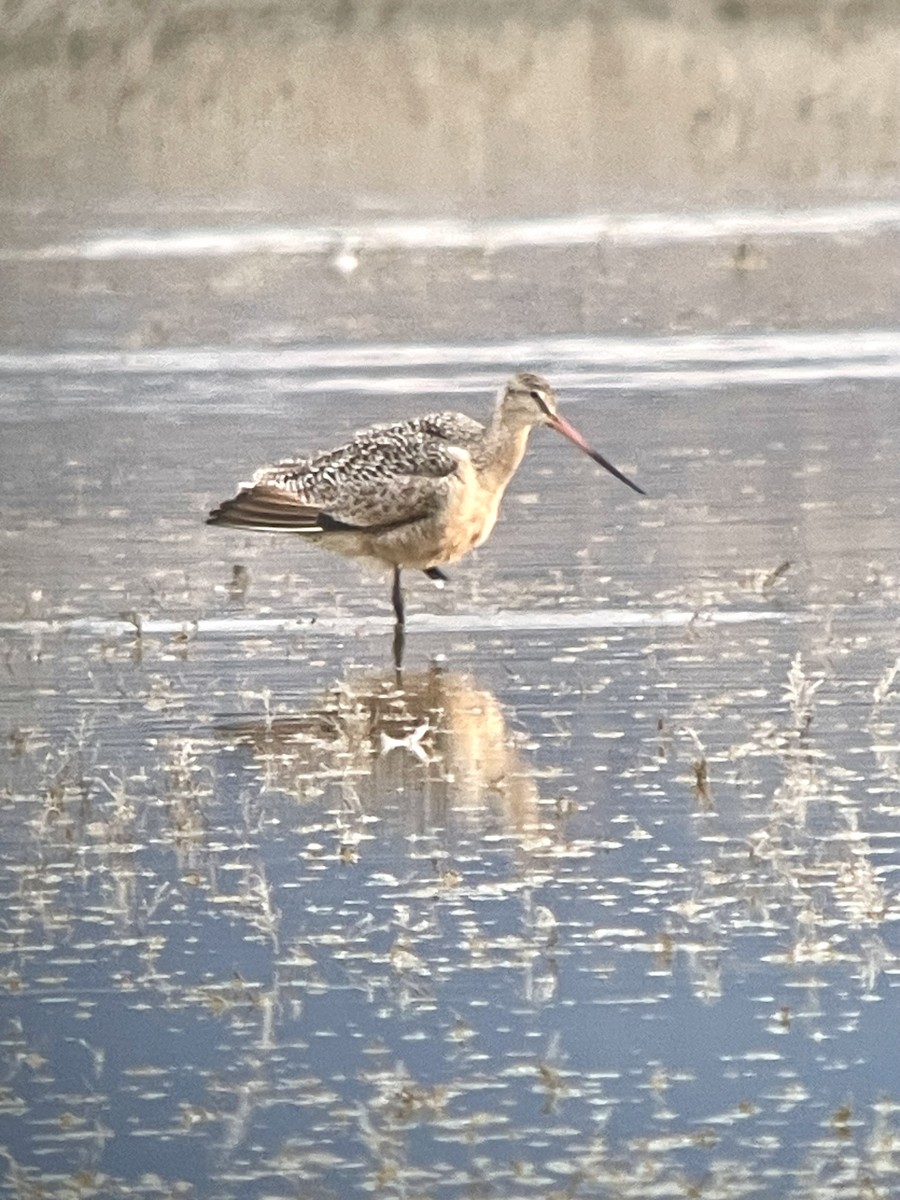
[2,214,900,1199]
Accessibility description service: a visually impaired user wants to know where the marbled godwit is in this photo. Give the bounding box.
[207,372,644,629]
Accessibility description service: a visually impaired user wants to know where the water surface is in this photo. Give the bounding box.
[2,214,900,1199]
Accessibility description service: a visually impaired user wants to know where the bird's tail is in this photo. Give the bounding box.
[207,484,325,533]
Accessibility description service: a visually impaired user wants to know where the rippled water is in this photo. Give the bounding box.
[2,210,900,1199]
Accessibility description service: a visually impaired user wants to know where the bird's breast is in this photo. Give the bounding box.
[438,454,511,561]
[349,443,523,571]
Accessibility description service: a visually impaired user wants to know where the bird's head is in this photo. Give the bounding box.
[497,371,646,495]
[497,372,561,430]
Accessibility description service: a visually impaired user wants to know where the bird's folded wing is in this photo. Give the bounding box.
[209,415,472,532]
[208,471,451,533]
[207,485,323,531]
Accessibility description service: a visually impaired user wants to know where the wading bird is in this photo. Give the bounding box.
[208,372,644,654]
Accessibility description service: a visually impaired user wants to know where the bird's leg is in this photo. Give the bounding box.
[423,567,449,588]
[391,567,407,670]
[391,566,406,625]
[392,622,405,672]
[393,566,408,672]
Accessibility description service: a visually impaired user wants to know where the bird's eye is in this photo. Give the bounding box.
[530,389,551,413]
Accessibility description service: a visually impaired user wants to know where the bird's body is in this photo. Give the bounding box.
[212,409,526,572]
[208,372,643,631]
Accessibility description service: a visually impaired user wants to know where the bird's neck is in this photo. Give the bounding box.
[476,416,533,492]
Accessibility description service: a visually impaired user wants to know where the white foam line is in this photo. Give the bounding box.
[300,361,900,392]
[0,608,807,639]
[1,330,899,385]
[6,202,900,262]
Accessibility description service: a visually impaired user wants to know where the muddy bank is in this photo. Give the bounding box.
[3,0,900,213]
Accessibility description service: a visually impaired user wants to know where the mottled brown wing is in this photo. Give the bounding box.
[208,468,459,534]
[209,410,475,533]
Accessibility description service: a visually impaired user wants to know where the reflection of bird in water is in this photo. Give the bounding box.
[207,372,643,660]
[219,666,539,834]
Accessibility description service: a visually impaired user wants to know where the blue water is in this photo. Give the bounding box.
[2,209,900,1198]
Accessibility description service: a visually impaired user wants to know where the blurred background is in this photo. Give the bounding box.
[3,0,900,351]
[5,0,900,215]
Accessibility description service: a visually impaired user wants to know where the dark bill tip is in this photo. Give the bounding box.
[550,414,646,496]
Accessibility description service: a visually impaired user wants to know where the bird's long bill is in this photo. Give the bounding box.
[549,414,646,496]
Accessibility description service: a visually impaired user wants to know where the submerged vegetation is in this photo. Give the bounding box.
[3,581,900,1197]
